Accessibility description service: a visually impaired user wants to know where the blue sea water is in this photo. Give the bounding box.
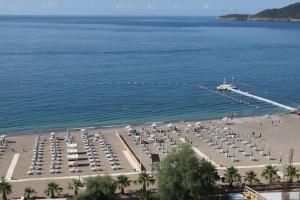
[0,16,300,134]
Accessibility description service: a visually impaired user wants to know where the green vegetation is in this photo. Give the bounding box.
[76,176,117,200]
[68,179,84,196]
[157,145,219,200]
[219,2,300,21]
[23,187,36,199]
[218,14,250,20]
[224,166,241,187]
[244,171,259,185]
[135,171,155,192]
[0,178,12,200]
[254,3,300,19]
[5,151,300,199]
[284,164,299,183]
[261,165,280,184]
[44,182,63,198]
[116,175,131,195]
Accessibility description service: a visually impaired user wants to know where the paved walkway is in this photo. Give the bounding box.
[5,153,20,180]
[123,150,140,171]
[9,171,145,183]
[191,146,218,167]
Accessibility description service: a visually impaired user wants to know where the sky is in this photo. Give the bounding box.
[0,0,299,16]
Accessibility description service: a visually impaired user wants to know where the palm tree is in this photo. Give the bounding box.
[116,175,131,195]
[135,171,154,191]
[284,165,299,183]
[261,165,280,184]
[224,166,241,187]
[44,182,62,198]
[24,187,36,199]
[244,171,259,185]
[0,178,12,200]
[68,179,84,196]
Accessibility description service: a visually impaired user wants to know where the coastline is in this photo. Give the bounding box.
[217,17,300,22]
[3,111,287,137]
[2,111,299,199]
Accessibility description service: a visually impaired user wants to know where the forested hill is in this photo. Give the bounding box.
[218,3,300,21]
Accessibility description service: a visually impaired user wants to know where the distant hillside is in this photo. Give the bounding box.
[218,2,300,22]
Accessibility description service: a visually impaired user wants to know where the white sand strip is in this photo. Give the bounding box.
[9,171,146,183]
[116,131,141,172]
[123,150,140,171]
[5,153,20,180]
[191,146,218,167]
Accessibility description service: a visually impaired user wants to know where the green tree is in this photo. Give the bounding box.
[24,187,36,199]
[244,171,259,185]
[0,178,12,200]
[68,179,84,196]
[261,165,280,184]
[44,182,62,198]
[76,176,117,200]
[135,171,155,192]
[284,165,299,183]
[224,166,241,187]
[157,144,219,200]
[116,175,131,195]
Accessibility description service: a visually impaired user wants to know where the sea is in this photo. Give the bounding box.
[0,16,300,134]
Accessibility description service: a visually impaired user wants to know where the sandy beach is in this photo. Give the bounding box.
[1,113,299,199]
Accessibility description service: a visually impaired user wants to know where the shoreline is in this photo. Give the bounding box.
[3,112,287,137]
[217,17,300,22]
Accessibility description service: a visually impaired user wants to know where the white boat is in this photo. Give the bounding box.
[217,78,237,91]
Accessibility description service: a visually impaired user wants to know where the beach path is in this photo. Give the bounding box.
[123,150,140,171]
[5,153,20,180]
[191,146,218,167]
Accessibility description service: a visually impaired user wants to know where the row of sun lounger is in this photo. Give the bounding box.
[82,132,101,172]
[49,133,62,174]
[28,135,44,175]
[98,134,121,170]
[0,135,8,154]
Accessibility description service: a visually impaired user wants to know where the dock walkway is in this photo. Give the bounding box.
[229,88,296,111]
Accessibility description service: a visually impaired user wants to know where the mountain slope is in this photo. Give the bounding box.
[219,3,300,21]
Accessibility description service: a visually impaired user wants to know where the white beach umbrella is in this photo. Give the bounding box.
[186,123,193,128]
[80,128,86,132]
[167,123,173,128]
[151,123,157,127]
[50,132,55,135]
[125,125,131,129]
[195,122,201,126]
[222,117,228,122]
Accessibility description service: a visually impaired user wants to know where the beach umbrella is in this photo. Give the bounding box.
[128,128,133,132]
[80,128,86,132]
[186,123,193,128]
[222,117,228,121]
[50,132,55,136]
[195,122,201,126]
[125,125,131,129]
[167,123,173,128]
[151,123,157,127]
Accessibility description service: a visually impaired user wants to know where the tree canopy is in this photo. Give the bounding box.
[76,176,117,200]
[261,165,280,184]
[224,166,241,187]
[157,144,219,200]
[0,179,12,200]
